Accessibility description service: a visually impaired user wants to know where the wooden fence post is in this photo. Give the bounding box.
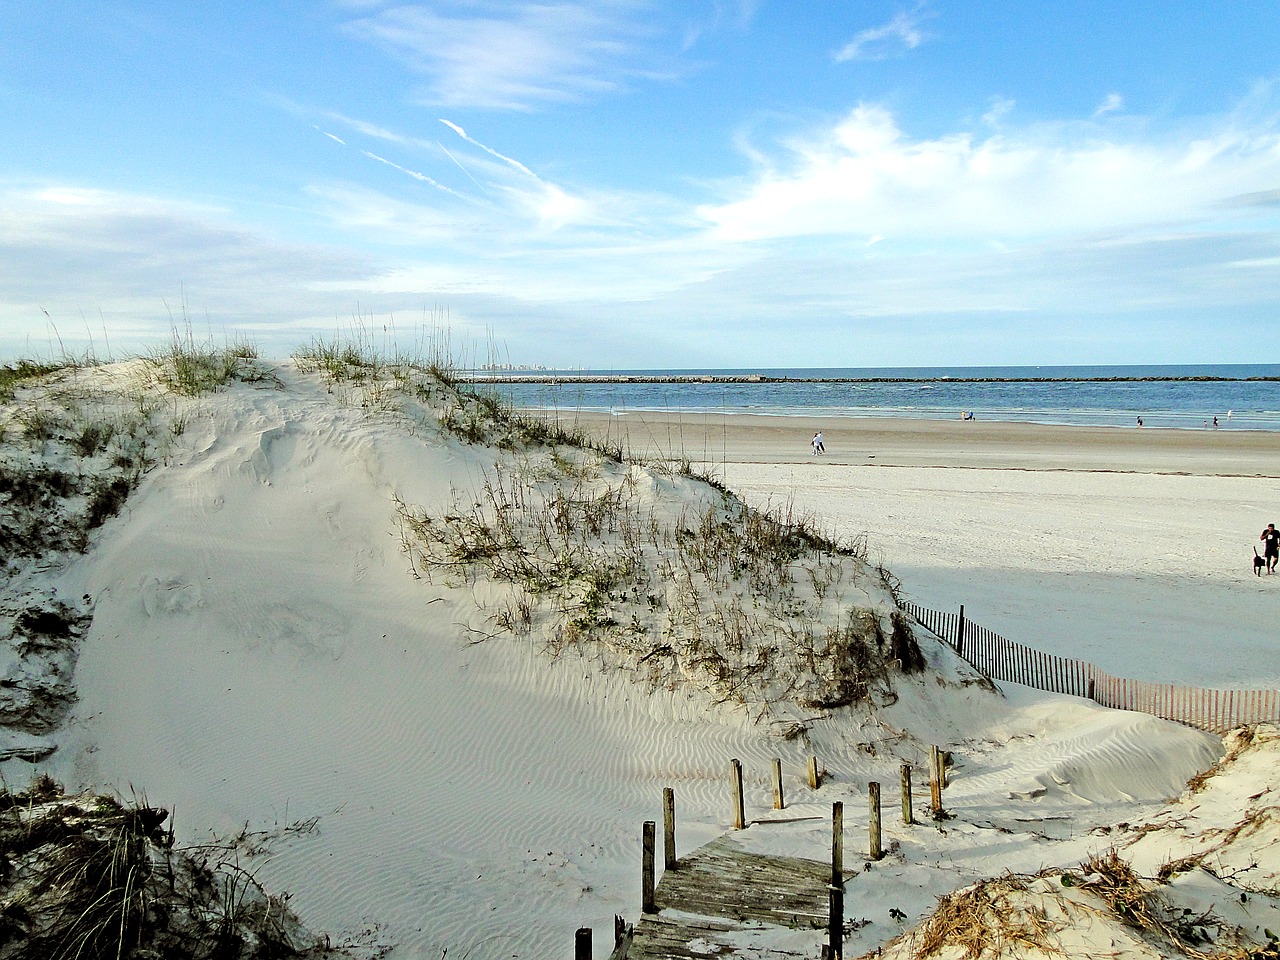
[831,801,844,886]
[900,762,913,824]
[642,821,656,914]
[662,787,677,869]
[868,781,882,861]
[808,755,821,789]
[575,926,591,960]
[828,883,844,960]
[772,759,785,810]
[929,746,945,819]
[730,759,746,829]
[956,604,966,657]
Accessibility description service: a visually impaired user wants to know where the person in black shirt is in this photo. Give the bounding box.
[1261,523,1280,574]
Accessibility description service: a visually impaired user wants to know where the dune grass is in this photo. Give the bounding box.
[0,776,350,959]
[395,450,923,722]
[142,329,262,397]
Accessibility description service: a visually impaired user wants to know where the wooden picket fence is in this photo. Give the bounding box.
[902,600,1280,735]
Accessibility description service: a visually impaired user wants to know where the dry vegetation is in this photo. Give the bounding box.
[0,777,356,960]
[393,447,924,720]
[871,848,1279,960]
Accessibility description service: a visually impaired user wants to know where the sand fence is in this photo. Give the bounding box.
[903,601,1280,734]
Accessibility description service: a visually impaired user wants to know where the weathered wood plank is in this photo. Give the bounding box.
[621,834,835,957]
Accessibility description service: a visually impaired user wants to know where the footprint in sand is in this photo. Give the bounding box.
[139,576,204,617]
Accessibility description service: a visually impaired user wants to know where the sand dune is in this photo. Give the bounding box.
[1,359,1274,959]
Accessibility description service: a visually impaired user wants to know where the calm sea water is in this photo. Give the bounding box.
[485,364,1280,431]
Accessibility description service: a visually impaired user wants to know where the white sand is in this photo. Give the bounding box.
[3,363,1276,959]
[564,410,1280,688]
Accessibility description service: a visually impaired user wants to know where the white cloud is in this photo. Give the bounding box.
[834,10,926,63]
[0,184,376,356]
[698,103,1280,244]
[1094,92,1125,117]
[342,1,676,110]
[982,97,1015,128]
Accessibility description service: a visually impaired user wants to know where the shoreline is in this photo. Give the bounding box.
[544,409,1280,476]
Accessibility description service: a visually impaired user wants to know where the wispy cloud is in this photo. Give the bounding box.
[342,1,678,110]
[0,184,376,355]
[698,103,1280,244]
[1094,92,1125,117]
[834,10,927,63]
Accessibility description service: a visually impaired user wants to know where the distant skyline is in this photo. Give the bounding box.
[2,2,1278,367]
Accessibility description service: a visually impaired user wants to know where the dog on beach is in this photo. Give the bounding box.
[1254,547,1266,576]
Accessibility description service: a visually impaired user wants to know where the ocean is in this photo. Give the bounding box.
[481,363,1280,431]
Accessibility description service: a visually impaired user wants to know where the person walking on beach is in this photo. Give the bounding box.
[811,431,825,455]
[1261,524,1280,574]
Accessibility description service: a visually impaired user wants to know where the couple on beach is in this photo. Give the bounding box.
[1261,524,1279,574]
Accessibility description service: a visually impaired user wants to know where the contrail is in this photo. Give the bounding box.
[439,118,541,181]
[362,151,465,198]
[437,142,486,191]
[314,126,346,146]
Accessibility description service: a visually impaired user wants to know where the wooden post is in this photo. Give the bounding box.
[772,759,785,810]
[831,801,844,886]
[828,883,844,960]
[575,926,591,960]
[641,821,656,913]
[808,755,821,789]
[730,759,746,830]
[900,762,913,825]
[929,746,944,818]
[956,604,966,657]
[662,787,677,870]
[614,915,626,947]
[868,781,882,861]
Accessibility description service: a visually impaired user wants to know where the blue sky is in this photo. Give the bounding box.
[2,2,1278,367]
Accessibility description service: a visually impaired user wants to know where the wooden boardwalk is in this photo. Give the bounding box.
[615,834,834,959]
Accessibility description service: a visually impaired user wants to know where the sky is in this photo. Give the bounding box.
[1,1,1278,368]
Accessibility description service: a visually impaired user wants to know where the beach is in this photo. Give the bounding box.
[4,361,1278,959]
[557,411,1280,688]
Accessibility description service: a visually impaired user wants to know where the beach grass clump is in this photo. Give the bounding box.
[396,453,922,719]
[293,334,627,459]
[908,874,1052,959]
[0,361,68,404]
[0,777,352,959]
[884,850,1269,960]
[142,330,261,397]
